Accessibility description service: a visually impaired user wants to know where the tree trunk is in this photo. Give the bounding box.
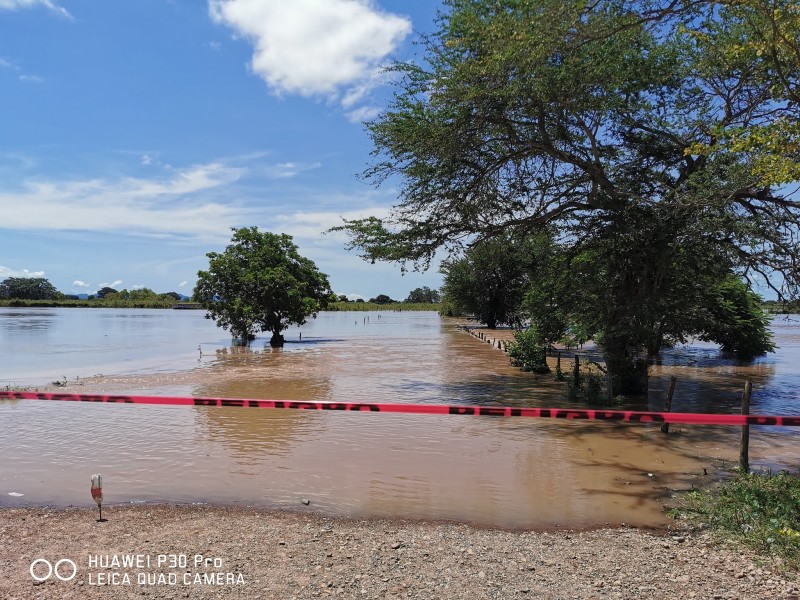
[232,330,255,346]
[269,331,285,348]
[603,338,649,395]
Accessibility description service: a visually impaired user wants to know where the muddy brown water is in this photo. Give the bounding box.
[0,309,798,528]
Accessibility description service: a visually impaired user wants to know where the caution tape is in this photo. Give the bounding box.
[1,391,799,427]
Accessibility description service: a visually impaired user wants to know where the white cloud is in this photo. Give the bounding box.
[264,161,322,178]
[72,280,91,288]
[0,265,45,278]
[99,280,123,289]
[131,284,145,290]
[19,74,44,83]
[345,105,381,123]
[208,0,411,113]
[178,281,189,287]
[0,57,19,70]
[272,207,391,242]
[0,0,72,19]
[0,161,250,240]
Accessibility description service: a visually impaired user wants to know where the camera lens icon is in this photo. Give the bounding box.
[30,558,77,582]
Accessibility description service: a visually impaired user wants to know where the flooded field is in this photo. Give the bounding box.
[1,308,798,528]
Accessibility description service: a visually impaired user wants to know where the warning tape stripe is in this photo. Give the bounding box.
[2,391,799,427]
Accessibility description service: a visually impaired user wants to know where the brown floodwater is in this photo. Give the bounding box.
[1,309,798,528]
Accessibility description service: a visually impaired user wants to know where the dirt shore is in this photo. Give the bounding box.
[1,505,797,600]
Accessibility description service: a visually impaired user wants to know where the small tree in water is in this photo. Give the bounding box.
[194,227,332,347]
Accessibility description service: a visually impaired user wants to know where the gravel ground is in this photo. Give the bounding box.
[1,505,797,599]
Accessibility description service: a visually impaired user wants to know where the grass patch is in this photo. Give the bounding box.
[670,470,800,571]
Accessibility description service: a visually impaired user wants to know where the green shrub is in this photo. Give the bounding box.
[507,328,550,374]
[671,471,800,571]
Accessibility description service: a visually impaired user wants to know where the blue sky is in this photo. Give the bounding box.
[0,0,444,300]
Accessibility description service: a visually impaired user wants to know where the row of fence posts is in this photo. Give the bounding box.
[464,326,755,473]
[463,327,507,352]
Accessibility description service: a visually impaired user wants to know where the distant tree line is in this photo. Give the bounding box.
[333,287,441,305]
[0,277,185,308]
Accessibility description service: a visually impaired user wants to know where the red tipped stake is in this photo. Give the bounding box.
[91,474,103,521]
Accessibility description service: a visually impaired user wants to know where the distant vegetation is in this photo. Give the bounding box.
[764,300,800,314]
[0,277,183,308]
[0,275,443,313]
[326,301,438,312]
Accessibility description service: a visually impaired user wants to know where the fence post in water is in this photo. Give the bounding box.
[660,376,677,434]
[740,380,752,473]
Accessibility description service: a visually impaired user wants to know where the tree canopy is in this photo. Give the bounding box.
[0,277,62,300]
[440,234,533,328]
[194,227,332,347]
[334,0,793,392]
[405,286,442,303]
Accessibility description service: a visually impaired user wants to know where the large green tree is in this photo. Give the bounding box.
[441,234,533,329]
[0,277,62,300]
[194,228,332,347]
[336,0,796,392]
[405,286,442,303]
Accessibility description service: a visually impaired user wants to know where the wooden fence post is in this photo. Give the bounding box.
[740,380,752,473]
[660,376,677,434]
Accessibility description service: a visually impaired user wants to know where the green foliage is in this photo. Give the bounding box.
[194,227,332,346]
[332,0,798,392]
[0,277,62,300]
[96,287,118,299]
[0,295,180,309]
[440,235,531,329]
[507,328,550,374]
[563,358,615,405]
[405,286,441,303]
[700,276,776,357]
[369,294,396,304]
[672,471,800,570]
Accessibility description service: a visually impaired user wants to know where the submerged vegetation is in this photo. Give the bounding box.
[670,471,800,571]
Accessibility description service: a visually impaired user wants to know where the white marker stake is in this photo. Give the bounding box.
[91,474,103,521]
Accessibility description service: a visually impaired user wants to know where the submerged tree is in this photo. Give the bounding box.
[334,0,795,392]
[440,234,532,329]
[195,227,332,347]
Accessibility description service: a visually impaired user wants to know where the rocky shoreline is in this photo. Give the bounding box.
[1,505,797,599]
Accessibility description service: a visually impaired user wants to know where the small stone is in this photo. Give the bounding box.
[478,571,485,578]
[301,498,310,505]
[391,542,402,549]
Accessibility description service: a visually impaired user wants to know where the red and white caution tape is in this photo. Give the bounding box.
[1,391,799,427]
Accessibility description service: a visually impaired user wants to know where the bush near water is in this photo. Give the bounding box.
[671,471,800,572]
